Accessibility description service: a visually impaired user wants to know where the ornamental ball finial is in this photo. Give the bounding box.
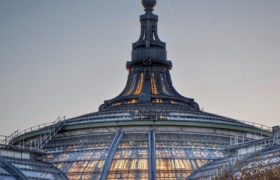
[142,0,157,9]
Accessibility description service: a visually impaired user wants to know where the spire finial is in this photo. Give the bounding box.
[142,0,157,9]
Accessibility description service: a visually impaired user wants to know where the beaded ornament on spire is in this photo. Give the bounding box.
[142,0,157,10]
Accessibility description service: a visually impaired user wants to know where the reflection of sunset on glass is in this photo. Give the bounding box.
[0,1,279,136]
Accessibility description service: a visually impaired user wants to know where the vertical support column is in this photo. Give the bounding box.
[148,130,156,180]
[273,126,280,144]
[100,131,124,180]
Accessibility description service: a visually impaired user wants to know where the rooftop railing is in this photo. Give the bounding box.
[0,135,8,145]
[0,130,19,146]
[198,111,272,132]
[0,116,65,147]
[17,116,65,138]
[1,111,272,146]
[67,111,272,132]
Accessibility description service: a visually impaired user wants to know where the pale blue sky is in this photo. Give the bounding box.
[0,0,279,135]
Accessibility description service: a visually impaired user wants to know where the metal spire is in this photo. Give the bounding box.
[99,0,199,112]
[130,0,166,64]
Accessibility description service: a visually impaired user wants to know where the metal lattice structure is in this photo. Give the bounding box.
[0,156,68,180]
[0,0,279,179]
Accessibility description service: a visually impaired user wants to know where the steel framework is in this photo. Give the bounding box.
[0,0,279,180]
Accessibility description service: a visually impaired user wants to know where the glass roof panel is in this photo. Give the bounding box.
[0,176,17,180]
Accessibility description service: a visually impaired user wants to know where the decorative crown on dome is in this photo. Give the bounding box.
[99,0,199,112]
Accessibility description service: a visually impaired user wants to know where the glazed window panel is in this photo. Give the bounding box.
[156,133,229,144]
[54,162,64,169]
[176,172,191,179]
[66,145,81,151]
[54,162,72,173]
[68,161,88,173]
[159,73,173,95]
[156,171,176,179]
[174,159,192,170]
[51,149,108,162]
[21,170,54,179]
[196,159,208,167]
[76,150,108,160]
[192,149,225,159]
[192,168,214,178]
[2,158,68,180]
[84,160,105,173]
[107,170,148,180]
[109,159,148,171]
[156,140,182,147]
[44,134,116,151]
[87,143,111,149]
[117,134,148,150]
[151,72,159,94]
[156,159,198,179]
[156,140,227,148]
[81,173,96,180]
[156,148,186,158]
[156,159,202,171]
[52,152,81,162]
[125,73,138,96]
[134,73,144,95]
[84,161,98,172]
[67,174,82,180]
[157,171,191,180]
[43,154,55,161]
[114,148,148,159]
[0,167,8,174]
[81,173,100,180]
[119,141,148,148]
[11,163,33,170]
[157,147,225,160]
[156,159,175,171]
[0,176,17,180]
[121,133,148,140]
[188,159,208,170]
[77,152,94,160]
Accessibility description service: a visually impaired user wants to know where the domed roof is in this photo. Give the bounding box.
[0,1,277,180]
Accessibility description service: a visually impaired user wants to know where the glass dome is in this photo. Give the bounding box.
[40,128,228,179]
[0,0,278,180]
